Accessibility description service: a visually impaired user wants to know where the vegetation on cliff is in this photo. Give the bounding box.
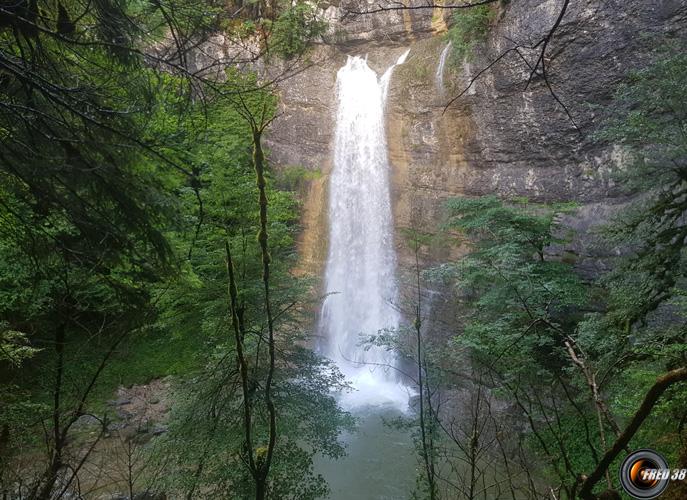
[447,4,496,62]
[390,52,687,500]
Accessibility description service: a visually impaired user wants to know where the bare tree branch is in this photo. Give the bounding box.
[578,366,687,499]
[345,0,498,16]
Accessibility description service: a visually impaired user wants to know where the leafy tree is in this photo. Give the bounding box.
[268,2,327,60]
[0,0,334,496]
[439,196,592,497]
[577,49,687,499]
[143,80,352,499]
[444,196,585,377]
[370,213,572,499]
[597,51,687,329]
[0,1,189,494]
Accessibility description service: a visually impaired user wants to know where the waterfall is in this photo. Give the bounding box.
[435,41,452,96]
[319,50,410,410]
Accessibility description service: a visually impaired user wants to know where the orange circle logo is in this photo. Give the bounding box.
[620,449,669,499]
[629,458,660,489]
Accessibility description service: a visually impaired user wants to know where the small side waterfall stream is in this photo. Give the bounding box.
[436,41,452,96]
[319,50,411,411]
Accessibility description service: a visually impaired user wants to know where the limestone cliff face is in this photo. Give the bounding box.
[264,0,687,276]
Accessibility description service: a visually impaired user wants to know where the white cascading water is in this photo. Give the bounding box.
[435,41,452,96]
[319,50,410,411]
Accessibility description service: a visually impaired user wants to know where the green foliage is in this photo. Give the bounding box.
[428,51,687,497]
[138,76,351,498]
[269,3,327,59]
[578,51,687,484]
[0,323,43,482]
[571,56,687,466]
[447,5,495,62]
[432,196,605,494]
[595,50,687,329]
[0,1,348,496]
[0,325,39,367]
[442,196,586,381]
[0,4,194,490]
[434,184,685,493]
[274,165,322,192]
[153,343,353,498]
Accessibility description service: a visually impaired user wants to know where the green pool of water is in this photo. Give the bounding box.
[315,405,417,499]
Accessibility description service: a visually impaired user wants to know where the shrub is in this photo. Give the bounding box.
[270,3,327,59]
[448,5,495,62]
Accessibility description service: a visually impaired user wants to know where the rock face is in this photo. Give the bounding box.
[264,0,687,274]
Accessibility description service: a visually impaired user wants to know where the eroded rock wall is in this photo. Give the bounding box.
[265,0,687,277]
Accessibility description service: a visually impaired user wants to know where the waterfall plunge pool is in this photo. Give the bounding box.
[314,404,417,500]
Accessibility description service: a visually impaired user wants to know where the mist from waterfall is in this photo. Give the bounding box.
[319,50,410,411]
[436,41,452,96]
